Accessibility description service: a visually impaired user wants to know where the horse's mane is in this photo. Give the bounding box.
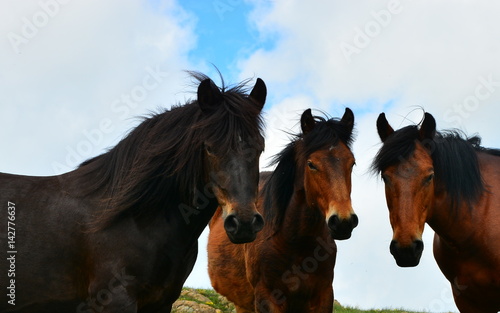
[371,126,500,212]
[77,72,264,228]
[262,114,354,234]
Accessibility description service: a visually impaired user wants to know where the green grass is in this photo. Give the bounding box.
[177,288,430,313]
[178,288,236,312]
[196,288,235,311]
[334,303,426,313]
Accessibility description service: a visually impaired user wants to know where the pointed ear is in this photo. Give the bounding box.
[419,112,436,140]
[376,113,394,142]
[340,108,355,135]
[197,78,222,114]
[249,78,266,111]
[300,109,315,134]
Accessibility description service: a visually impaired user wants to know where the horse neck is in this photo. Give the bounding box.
[171,198,219,243]
[277,180,326,241]
[427,187,480,249]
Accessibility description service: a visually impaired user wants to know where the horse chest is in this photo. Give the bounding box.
[452,261,500,297]
[436,249,500,309]
[262,245,335,294]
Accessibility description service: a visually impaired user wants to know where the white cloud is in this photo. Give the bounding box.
[241,0,500,128]
[1,1,499,311]
[232,0,500,311]
[0,0,197,175]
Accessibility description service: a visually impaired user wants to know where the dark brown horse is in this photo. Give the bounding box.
[208,108,358,313]
[0,73,266,313]
[373,112,500,313]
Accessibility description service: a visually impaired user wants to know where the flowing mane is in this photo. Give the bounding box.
[372,126,500,212]
[77,72,265,228]
[262,114,354,233]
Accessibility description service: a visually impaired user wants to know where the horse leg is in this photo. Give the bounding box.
[455,299,497,313]
[306,287,333,313]
[455,299,495,313]
[235,304,255,313]
[453,289,496,313]
[254,293,282,313]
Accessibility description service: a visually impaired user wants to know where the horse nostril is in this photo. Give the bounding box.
[413,240,424,254]
[327,215,339,230]
[390,239,424,267]
[223,215,240,234]
[350,214,359,228]
[252,213,264,233]
[390,240,398,255]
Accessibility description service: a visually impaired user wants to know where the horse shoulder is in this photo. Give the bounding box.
[434,232,500,310]
[207,212,252,307]
[476,153,500,264]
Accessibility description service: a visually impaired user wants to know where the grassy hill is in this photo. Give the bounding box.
[172,288,433,313]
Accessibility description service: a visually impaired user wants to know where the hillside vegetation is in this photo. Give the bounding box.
[172,288,437,313]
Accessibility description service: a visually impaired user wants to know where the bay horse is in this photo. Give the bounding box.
[0,73,266,313]
[373,112,500,313]
[208,108,358,313]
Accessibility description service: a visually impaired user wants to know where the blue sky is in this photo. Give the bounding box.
[2,1,500,312]
[172,0,276,83]
[184,1,260,76]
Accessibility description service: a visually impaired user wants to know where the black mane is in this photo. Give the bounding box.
[77,72,264,228]
[262,114,354,233]
[372,126,500,212]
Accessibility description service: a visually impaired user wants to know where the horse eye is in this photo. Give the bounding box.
[381,174,389,184]
[424,173,434,184]
[307,160,317,171]
[205,144,215,155]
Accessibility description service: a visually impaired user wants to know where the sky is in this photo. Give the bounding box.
[1,0,500,312]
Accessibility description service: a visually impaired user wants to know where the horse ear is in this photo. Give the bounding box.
[376,113,394,142]
[300,109,315,134]
[249,78,266,111]
[197,78,223,114]
[419,112,436,140]
[340,108,355,134]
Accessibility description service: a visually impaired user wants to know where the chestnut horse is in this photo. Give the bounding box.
[373,112,500,313]
[0,73,266,313]
[208,108,358,313]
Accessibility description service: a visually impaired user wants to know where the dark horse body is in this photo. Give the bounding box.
[208,109,358,313]
[373,112,500,313]
[0,74,266,313]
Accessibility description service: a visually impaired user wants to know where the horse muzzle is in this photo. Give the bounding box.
[390,239,424,267]
[327,213,359,240]
[223,212,264,244]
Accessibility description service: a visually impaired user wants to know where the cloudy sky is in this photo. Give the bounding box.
[2,0,500,311]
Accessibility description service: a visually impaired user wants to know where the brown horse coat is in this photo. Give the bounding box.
[208,108,357,313]
[374,112,500,313]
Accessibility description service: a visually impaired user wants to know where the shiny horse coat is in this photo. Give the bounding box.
[373,112,500,313]
[0,73,266,313]
[208,108,357,313]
